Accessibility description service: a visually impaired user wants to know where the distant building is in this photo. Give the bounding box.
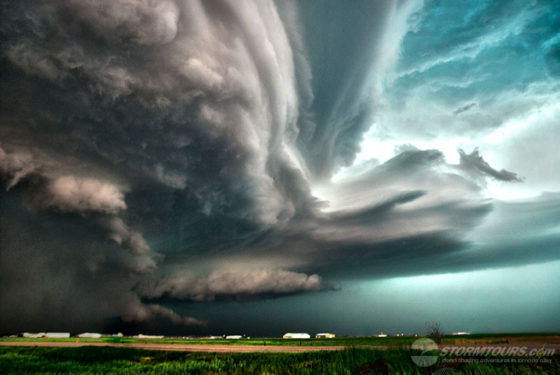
[45,332,70,338]
[315,333,335,338]
[78,333,102,338]
[226,335,242,339]
[377,332,387,338]
[22,332,45,338]
[451,332,470,335]
[283,333,310,339]
[137,334,164,339]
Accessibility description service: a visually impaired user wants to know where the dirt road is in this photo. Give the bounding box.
[0,341,344,353]
[1,341,558,353]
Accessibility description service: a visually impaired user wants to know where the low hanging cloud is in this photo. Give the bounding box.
[103,217,151,256]
[139,269,331,302]
[0,146,127,214]
[42,176,126,215]
[0,148,38,190]
[0,147,148,257]
[122,301,206,327]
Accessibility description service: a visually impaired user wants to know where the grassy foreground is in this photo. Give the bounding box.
[1,346,559,374]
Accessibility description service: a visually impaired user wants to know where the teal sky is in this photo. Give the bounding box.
[174,260,560,336]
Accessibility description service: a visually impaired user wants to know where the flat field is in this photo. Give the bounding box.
[1,332,559,347]
[1,334,559,374]
[1,345,559,374]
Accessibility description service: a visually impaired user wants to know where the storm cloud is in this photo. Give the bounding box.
[1,0,559,335]
[458,148,522,182]
[138,268,331,302]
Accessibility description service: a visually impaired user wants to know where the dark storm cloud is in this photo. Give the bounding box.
[1,0,556,335]
[0,191,198,332]
[228,148,547,281]
[271,150,492,277]
[277,0,422,177]
[2,0,310,226]
[185,148,517,283]
[1,0,309,331]
[138,269,332,302]
[459,148,523,182]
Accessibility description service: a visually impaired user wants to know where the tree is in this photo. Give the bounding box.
[426,321,442,344]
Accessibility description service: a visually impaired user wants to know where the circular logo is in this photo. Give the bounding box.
[410,338,439,367]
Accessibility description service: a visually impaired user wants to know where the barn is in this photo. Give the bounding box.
[315,333,335,338]
[45,332,70,338]
[78,333,102,338]
[283,333,310,339]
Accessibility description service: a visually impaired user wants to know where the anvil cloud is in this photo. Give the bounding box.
[1,0,559,335]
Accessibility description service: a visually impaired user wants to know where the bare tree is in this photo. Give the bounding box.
[426,321,442,344]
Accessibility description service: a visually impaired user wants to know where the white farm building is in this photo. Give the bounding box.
[137,334,164,339]
[315,333,335,338]
[78,333,102,338]
[45,332,70,338]
[283,333,310,339]
[22,332,46,338]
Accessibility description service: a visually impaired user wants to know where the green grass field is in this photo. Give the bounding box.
[1,332,558,347]
[1,345,558,374]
